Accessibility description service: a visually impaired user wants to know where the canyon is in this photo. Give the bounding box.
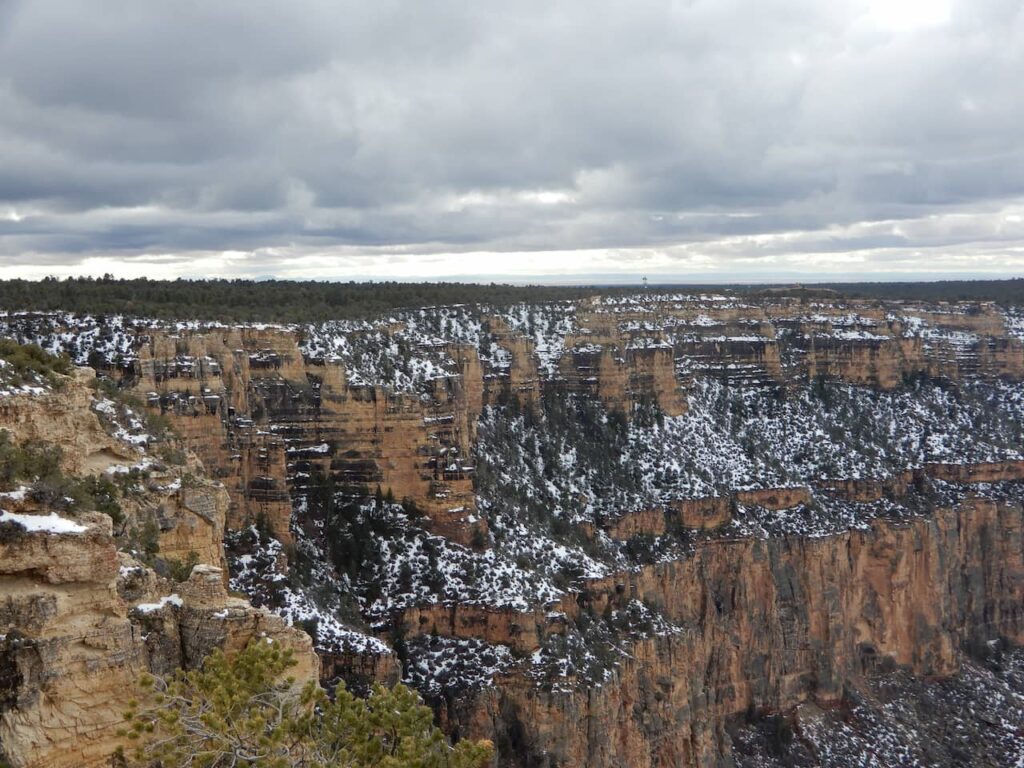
[1,292,1024,765]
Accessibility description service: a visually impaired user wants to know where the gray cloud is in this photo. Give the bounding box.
[0,0,1023,279]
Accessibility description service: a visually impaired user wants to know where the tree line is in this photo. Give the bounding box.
[0,277,611,323]
[0,276,1021,324]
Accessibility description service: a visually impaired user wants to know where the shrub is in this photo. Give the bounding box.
[139,518,160,557]
[0,432,127,524]
[0,339,72,387]
[76,475,124,525]
[0,519,26,545]
[165,551,199,582]
[0,432,62,490]
[158,444,187,466]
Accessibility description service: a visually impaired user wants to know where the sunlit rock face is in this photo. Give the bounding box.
[2,292,1024,765]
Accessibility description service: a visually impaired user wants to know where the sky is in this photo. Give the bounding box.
[0,0,1023,284]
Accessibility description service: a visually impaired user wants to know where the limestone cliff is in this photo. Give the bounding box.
[427,492,1023,766]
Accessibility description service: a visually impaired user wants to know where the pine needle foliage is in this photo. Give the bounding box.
[121,639,492,768]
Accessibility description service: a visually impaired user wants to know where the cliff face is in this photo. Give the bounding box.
[420,493,1023,767]
[1,513,144,768]
[132,327,486,547]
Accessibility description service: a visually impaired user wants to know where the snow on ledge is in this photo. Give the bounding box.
[133,594,184,613]
[0,509,87,534]
[0,487,29,502]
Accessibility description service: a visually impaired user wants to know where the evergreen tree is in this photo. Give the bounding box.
[121,639,492,767]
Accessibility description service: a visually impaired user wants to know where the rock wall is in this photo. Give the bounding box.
[321,650,399,696]
[0,511,319,768]
[805,337,916,390]
[559,339,687,417]
[0,369,133,475]
[131,328,489,547]
[402,604,570,655]
[606,488,808,540]
[485,317,541,406]
[675,337,783,386]
[455,496,1024,767]
[143,483,230,572]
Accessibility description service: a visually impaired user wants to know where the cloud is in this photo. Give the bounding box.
[0,0,1022,280]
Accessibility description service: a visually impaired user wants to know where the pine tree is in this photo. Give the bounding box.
[120,638,492,767]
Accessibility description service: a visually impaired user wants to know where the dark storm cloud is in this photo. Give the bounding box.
[1,0,1023,278]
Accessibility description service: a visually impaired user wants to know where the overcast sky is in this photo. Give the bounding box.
[1,0,1023,283]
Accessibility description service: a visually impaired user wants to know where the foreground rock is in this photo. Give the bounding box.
[0,513,317,768]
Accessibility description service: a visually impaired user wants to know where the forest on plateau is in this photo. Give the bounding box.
[0,277,1022,325]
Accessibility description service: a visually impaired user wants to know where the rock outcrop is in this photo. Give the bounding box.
[0,369,133,475]
[0,509,319,768]
[0,370,319,768]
